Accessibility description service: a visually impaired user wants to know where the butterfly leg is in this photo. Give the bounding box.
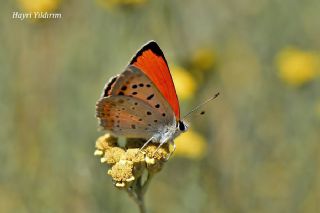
[165,141,176,160]
[171,141,176,153]
[153,141,166,156]
[153,140,174,160]
[139,136,154,152]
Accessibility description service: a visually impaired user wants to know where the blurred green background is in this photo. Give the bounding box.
[1,0,320,212]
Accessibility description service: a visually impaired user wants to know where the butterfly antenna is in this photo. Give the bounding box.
[182,92,220,119]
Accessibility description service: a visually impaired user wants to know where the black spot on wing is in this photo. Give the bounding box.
[147,94,154,100]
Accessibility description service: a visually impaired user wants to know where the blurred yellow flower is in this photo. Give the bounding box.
[19,0,60,12]
[191,48,216,71]
[174,130,207,159]
[97,0,146,9]
[276,48,319,86]
[171,66,197,100]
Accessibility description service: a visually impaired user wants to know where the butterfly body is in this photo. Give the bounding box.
[96,41,188,146]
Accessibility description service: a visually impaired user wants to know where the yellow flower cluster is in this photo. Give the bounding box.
[19,0,60,13]
[276,48,319,86]
[94,134,169,188]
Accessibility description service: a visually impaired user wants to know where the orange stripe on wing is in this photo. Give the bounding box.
[130,41,180,120]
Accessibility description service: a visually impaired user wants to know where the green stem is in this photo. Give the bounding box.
[141,173,153,195]
[127,187,146,213]
[127,173,153,213]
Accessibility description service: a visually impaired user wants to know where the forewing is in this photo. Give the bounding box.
[102,65,175,125]
[129,41,180,120]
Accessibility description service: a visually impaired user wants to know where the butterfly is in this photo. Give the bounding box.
[96,41,188,151]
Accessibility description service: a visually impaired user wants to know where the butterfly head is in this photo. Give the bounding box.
[154,119,188,145]
[170,120,188,140]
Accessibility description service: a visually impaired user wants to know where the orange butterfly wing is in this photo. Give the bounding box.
[130,41,180,120]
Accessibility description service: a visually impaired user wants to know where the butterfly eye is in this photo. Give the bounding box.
[178,121,187,132]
